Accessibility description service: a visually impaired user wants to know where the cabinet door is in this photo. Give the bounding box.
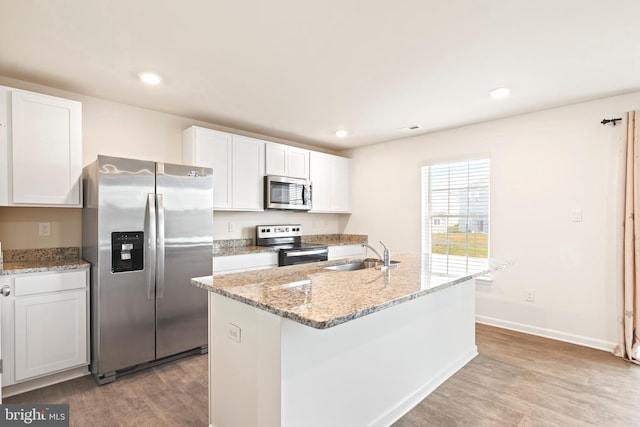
[265,143,309,179]
[198,129,232,209]
[14,289,87,382]
[0,277,4,402]
[310,152,351,213]
[265,142,288,176]
[232,136,264,211]
[0,277,10,389]
[309,152,332,212]
[184,127,233,209]
[331,156,351,212]
[0,87,9,206]
[287,146,310,179]
[11,89,82,206]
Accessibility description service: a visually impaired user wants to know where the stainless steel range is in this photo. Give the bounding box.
[256,224,328,266]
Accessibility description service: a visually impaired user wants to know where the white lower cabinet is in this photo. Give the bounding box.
[1,269,89,390]
[213,252,278,275]
[14,289,86,381]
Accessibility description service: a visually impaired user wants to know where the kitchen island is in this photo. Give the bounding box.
[192,253,495,427]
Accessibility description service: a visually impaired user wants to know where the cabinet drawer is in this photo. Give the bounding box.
[213,252,277,275]
[14,270,87,296]
[328,244,366,260]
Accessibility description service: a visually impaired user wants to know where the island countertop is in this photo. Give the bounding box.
[192,253,503,329]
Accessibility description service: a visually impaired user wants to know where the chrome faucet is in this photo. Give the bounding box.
[362,241,391,268]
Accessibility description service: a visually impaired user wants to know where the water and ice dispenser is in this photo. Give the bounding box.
[111,231,144,273]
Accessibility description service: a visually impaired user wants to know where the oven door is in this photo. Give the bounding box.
[279,247,328,266]
[265,175,312,210]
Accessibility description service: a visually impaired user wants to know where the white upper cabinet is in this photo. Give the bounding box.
[0,86,82,207]
[231,135,265,211]
[184,126,350,213]
[183,127,233,209]
[265,142,310,179]
[309,152,351,213]
[183,126,264,211]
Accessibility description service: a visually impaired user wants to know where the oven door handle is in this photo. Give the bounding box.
[283,249,328,257]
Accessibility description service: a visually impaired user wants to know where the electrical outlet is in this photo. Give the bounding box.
[38,222,51,237]
[571,209,583,222]
[525,289,535,302]
[227,323,241,343]
[228,222,235,232]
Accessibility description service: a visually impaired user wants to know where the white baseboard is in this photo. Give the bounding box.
[476,315,617,352]
[373,346,479,427]
[3,366,90,398]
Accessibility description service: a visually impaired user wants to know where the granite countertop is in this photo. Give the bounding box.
[2,259,90,275]
[193,253,507,329]
[1,247,89,275]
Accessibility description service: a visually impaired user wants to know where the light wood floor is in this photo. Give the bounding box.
[4,355,209,426]
[5,324,640,426]
[394,324,640,427]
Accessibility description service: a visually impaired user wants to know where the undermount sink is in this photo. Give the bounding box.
[324,258,399,272]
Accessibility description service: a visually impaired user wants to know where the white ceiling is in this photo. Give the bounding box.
[1,0,639,150]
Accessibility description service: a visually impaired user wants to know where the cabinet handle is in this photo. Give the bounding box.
[1,285,10,296]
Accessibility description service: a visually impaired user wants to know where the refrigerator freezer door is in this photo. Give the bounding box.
[155,162,213,358]
[95,156,157,375]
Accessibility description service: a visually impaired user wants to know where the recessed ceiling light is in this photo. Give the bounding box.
[138,72,162,85]
[489,87,510,99]
[335,130,349,138]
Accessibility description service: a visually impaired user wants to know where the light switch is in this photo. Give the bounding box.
[571,209,582,222]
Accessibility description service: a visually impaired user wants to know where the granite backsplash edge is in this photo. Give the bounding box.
[214,234,368,249]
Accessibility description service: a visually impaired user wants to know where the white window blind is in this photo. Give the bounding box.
[421,158,490,275]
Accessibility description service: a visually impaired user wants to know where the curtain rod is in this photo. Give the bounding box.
[601,118,622,126]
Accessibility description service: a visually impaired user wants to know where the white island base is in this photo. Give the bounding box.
[207,278,477,427]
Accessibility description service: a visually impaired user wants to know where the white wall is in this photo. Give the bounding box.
[0,76,345,249]
[345,92,640,350]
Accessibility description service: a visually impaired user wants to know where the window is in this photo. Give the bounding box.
[421,158,490,275]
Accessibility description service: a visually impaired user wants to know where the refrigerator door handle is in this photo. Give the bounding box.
[147,193,157,300]
[156,193,166,299]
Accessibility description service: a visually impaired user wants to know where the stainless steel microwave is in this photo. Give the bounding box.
[264,175,312,211]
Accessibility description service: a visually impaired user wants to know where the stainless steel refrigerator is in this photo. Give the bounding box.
[82,155,213,385]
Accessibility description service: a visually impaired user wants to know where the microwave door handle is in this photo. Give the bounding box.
[303,184,310,205]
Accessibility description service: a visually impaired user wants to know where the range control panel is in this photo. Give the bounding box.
[256,224,302,239]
